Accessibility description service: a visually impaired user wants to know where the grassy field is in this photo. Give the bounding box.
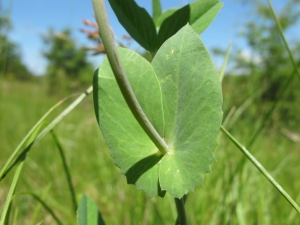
[0,79,299,225]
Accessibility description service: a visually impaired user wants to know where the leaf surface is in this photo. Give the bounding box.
[152,0,162,24]
[152,25,223,197]
[157,0,223,48]
[108,0,157,53]
[93,48,165,197]
[155,8,178,29]
[77,195,105,225]
[94,25,223,198]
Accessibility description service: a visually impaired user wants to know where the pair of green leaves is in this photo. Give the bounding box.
[93,25,223,198]
[109,0,223,53]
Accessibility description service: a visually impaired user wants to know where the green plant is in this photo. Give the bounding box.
[91,0,300,223]
[1,0,299,224]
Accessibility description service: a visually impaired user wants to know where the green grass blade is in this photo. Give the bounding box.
[221,126,300,214]
[0,160,25,225]
[1,143,33,181]
[50,130,77,215]
[29,184,52,225]
[0,86,93,181]
[0,116,47,224]
[219,40,232,83]
[267,0,300,82]
[35,85,93,143]
[0,97,66,181]
[1,86,92,224]
[16,192,63,225]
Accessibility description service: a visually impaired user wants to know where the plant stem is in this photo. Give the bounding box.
[92,0,168,155]
[221,126,300,214]
[174,198,188,225]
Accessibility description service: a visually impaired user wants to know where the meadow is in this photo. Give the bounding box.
[1,78,299,224]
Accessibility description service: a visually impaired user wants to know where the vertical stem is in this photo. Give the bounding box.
[174,198,188,225]
[92,0,168,155]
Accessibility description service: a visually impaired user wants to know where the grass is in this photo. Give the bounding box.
[0,79,299,224]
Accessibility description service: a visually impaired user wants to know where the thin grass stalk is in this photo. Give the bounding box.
[0,97,68,181]
[11,206,17,225]
[50,130,78,215]
[29,185,52,225]
[219,40,232,83]
[35,85,93,143]
[16,192,63,225]
[0,86,93,181]
[0,160,25,225]
[220,125,300,213]
[3,197,12,225]
[0,86,92,223]
[235,64,300,187]
[92,0,168,155]
[267,0,300,82]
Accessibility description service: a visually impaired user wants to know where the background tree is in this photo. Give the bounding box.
[0,3,32,80]
[42,28,94,94]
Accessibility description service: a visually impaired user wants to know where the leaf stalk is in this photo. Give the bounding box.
[92,0,168,155]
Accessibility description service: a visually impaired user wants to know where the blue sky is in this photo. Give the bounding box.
[2,0,298,75]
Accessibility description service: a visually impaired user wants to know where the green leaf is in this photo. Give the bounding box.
[94,25,223,198]
[108,0,157,53]
[157,0,223,48]
[155,8,178,29]
[190,0,223,34]
[93,48,165,197]
[77,195,105,225]
[152,0,162,24]
[152,25,223,197]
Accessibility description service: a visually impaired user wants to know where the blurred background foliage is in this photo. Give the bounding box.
[0,3,32,81]
[213,0,300,131]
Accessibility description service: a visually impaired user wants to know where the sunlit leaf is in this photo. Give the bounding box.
[152,0,162,24]
[94,25,223,198]
[158,0,223,48]
[108,0,157,53]
[93,48,165,197]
